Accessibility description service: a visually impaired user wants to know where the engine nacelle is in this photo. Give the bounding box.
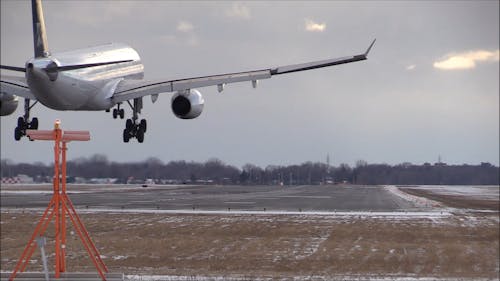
[171,89,204,119]
[0,92,19,116]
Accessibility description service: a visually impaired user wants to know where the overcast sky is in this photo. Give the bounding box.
[1,1,499,167]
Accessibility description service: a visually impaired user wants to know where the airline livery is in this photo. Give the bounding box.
[1,0,374,143]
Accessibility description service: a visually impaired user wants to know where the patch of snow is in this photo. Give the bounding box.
[0,190,53,195]
[113,255,128,260]
[384,185,443,209]
[412,185,499,200]
[0,207,454,222]
[123,274,497,281]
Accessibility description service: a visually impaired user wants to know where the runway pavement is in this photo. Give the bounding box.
[0,184,417,211]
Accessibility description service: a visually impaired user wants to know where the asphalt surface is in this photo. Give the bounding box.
[0,185,416,211]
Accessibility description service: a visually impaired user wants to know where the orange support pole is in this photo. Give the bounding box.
[63,193,108,273]
[10,197,55,280]
[61,199,107,280]
[9,120,106,281]
[54,126,61,278]
[60,141,68,273]
[19,204,56,273]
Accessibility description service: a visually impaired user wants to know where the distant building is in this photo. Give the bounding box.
[1,174,34,184]
[89,178,118,184]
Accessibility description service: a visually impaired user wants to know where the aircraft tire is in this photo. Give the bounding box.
[137,128,144,143]
[31,118,39,130]
[119,109,125,119]
[113,109,118,119]
[14,127,22,141]
[140,119,147,133]
[123,129,130,143]
[17,117,25,128]
[125,119,133,130]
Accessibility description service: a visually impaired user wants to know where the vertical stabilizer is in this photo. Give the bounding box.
[32,0,49,57]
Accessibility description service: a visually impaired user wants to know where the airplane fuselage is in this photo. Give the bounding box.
[25,43,143,110]
[1,0,373,143]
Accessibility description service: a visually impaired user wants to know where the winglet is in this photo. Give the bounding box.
[364,39,376,57]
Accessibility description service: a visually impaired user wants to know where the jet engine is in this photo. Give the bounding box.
[171,89,204,119]
[0,93,19,116]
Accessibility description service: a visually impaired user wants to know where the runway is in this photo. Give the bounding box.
[2,184,498,279]
[1,184,417,211]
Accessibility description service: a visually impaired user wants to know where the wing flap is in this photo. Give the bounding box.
[112,40,374,103]
[112,79,174,103]
[171,70,271,91]
[112,70,272,103]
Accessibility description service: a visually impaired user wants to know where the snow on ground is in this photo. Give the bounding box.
[408,185,499,200]
[0,272,495,281]
[0,190,54,194]
[384,186,443,209]
[0,184,190,193]
[124,274,496,281]
[0,207,453,223]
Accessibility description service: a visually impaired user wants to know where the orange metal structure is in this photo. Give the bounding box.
[9,120,108,281]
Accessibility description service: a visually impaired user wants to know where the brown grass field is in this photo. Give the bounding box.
[401,188,499,211]
[1,209,498,279]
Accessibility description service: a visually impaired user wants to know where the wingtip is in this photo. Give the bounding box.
[364,39,376,56]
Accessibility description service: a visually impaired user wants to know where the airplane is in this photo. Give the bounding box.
[1,0,375,143]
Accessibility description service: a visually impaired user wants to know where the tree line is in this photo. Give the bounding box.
[1,155,498,185]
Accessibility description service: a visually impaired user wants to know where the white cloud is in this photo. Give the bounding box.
[304,19,326,32]
[225,3,251,20]
[406,64,416,70]
[177,21,194,32]
[433,50,499,70]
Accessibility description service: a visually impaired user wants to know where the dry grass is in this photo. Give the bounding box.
[1,211,498,279]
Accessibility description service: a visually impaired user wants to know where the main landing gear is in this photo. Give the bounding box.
[121,98,147,143]
[14,98,38,141]
[123,118,147,143]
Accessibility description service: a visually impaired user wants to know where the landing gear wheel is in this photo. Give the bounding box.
[14,127,22,141]
[140,119,147,133]
[30,117,39,130]
[113,109,118,119]
[14,98,39,141]
[123,129,130,143]
[119,109,125,119]
[17,117,25,129]
[125,119,133,130]
[137,128,145,143]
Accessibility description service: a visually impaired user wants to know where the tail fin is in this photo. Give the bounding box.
[31,0,49,58]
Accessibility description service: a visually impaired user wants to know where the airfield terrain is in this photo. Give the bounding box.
[1,185,498,280]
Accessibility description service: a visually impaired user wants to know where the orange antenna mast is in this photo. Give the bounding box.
[10,120,108,281]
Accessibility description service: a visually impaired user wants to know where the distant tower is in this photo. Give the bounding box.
[325,153,333,184]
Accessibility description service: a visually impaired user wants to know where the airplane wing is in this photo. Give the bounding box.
[0,75,36,100]
[112,39,375,104]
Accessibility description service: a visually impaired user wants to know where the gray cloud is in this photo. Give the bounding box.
[177,21,194,33]
[225,3,251,20]
[1,1,498,167]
